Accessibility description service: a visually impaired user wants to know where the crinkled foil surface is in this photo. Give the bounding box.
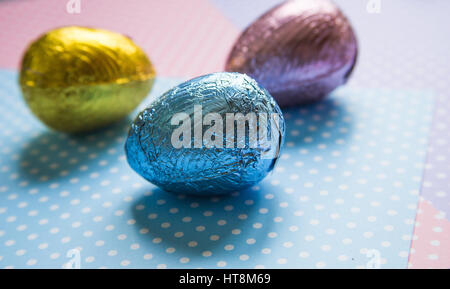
[19,26,155,133]
[226,0,358,107]
[125,72,285,195]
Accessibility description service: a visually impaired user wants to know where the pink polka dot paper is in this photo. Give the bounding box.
[409,199,450,268]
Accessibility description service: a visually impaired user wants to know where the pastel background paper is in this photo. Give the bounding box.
[0,0,449,268]
[408,199,450,269]
[211,0,450,268]
[0,0,239,77]
[0,70,433,268]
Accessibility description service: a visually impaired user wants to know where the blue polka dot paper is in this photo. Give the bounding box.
[0,70,434,268]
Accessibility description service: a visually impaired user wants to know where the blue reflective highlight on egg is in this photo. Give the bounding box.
[125,72,285,195]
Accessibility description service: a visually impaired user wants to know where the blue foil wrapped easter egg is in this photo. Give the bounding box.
[125,72,285,195]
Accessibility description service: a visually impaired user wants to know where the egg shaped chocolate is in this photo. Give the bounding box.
[125,72,285,195]
[225,0,358,107]
[19,26,156,133]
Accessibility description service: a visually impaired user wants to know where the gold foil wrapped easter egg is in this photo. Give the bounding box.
[19,26,156,133]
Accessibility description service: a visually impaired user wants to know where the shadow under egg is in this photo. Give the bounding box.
[130,184,279,264]
[17,117,132,183]
[281,96,355,151]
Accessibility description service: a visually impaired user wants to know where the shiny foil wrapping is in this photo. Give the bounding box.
[225,0,358,107]
[125,72,285,195]
[19,26,156,133]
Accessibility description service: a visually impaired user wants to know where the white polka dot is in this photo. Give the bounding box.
[202,251,212,257]
[5,240,15,246]
[289,225,299,232]
[299,251,309,258]
[316,261,326,268]
[174,232,183,238]
[180,257,190,263]
[120,260,130,266]
[428,254,438,260]
[217,220,226,226]
[283,242,293,248]
[239,254,249,261]
[224,245,234,251]
[26,259,37,266]
[342,238,352,245]
[38,243,48,250]
[433,227,443,233]
[384,225,394,231]
[321,245,331,252]
[430,240,440,246]
[305,235,315,241]
[324,228,336,236]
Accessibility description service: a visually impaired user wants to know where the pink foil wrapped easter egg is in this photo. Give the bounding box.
[225,0,358,107]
